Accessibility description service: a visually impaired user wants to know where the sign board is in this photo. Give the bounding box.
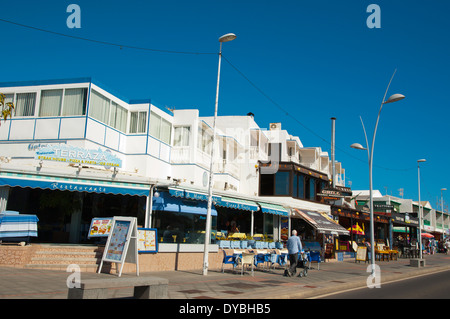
[137,228,158,253]
[98,217,139,277]
[87,217,113,238]
[356,246,368,263]
[35,144,122,168]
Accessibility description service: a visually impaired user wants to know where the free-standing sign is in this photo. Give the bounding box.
[356,246,368,263]
[137,228,158,253]
[98,217,139,277]
[87,217,113,238]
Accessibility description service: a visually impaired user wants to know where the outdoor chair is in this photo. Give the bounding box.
[221,249,237,273]
[218,240,231,249]
[237,252,255,276]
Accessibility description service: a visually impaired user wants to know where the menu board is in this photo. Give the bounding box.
[105,220,131,261]
[98,217,139,277]
[356,246,368,262]
[137,228,158,253]
[88,218,113,238]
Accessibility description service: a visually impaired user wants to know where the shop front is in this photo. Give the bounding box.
[0,171,150,244]
[291,208,349,260]
[391,212,419,253]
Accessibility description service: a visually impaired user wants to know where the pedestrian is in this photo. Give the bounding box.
[285,229,303,277]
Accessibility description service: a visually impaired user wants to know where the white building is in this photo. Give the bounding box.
[0,78,348,249]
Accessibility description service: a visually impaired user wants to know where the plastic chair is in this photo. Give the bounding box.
[219,240,231,249]
[231,241,241,249]
[237,252,255,276]
[275,242,284,249]
[240,240,248,249]
[262,241,269,249]
[221,249,237,273]
[255,241,262,249]
[308,251,321,270]
[268,242,276,249]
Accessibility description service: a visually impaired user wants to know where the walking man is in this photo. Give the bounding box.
[286,229,303,277]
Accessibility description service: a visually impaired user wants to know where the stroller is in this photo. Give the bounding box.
[296,251,310,277]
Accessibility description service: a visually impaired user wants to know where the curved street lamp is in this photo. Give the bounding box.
[203,33,237,276]
[351,70,405,276]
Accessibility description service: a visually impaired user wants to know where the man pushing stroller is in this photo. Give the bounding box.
[285,230,308,277]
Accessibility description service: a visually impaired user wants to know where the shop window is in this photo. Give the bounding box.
[153,211,216,244]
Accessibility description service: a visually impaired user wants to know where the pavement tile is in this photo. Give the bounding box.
[1,254,450,300]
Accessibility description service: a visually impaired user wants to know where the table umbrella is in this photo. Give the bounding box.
[421,233,434,238]
[347,224,365,236]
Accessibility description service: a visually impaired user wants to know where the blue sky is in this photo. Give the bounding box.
[0,0,448,209]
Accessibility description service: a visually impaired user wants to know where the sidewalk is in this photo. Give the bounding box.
[1,253,449,299]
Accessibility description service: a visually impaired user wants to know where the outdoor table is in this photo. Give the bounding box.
[228,233,246,240]
[252,234,264,241]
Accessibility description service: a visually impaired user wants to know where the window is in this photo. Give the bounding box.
[197,125,212,154]
[89,90,110,124]
[130,111,147,133]
[15,93,36,117]
[63,88,87,116]
[89,90,128,133]
[274,171,290,195]
[173,126,190,147]
[39,88,87,117]
[109,102,127,132]
[149,111,171,144]
[39,89,63,117]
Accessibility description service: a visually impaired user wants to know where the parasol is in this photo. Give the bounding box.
[347,224,365,236]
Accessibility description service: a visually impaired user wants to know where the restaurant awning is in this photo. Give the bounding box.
[153,191,217,216]
[215,196,259,212]
[0,172,150,197]
[168,187,221,202]
[292,208,349,235]
[258,202,289,217]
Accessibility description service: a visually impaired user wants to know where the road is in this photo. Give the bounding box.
[316,269,450,299]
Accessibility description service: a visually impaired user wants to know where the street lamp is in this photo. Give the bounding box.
[350,70,405,276]
[203,33,236,276]
[417,159,426,259]
[441,188,447,240]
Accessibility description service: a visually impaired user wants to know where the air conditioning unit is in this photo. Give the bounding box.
[270,123,281,130]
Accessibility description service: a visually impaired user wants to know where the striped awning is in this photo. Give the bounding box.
[257,202,289,216]
[168,187,221,202]
[0,172,150,197]
[215,196,259,212]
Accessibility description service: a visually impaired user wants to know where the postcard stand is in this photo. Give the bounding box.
[98,216,139,277]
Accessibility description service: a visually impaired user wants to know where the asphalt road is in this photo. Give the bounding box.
[316,269,450,299]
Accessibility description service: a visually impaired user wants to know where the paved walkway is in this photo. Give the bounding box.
[1,253,450,299]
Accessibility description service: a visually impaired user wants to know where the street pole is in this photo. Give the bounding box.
[417,159,426,260]
[351,70,404,276]
[203,33,236,276]
[441,188,447,240]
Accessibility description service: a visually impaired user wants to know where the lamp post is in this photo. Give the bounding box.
[350,70,405,276]
[441,188,447,240]
[417,159,426,259]
[203,33,236,276]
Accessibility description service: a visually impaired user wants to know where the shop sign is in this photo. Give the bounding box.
[35,144,122,168]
